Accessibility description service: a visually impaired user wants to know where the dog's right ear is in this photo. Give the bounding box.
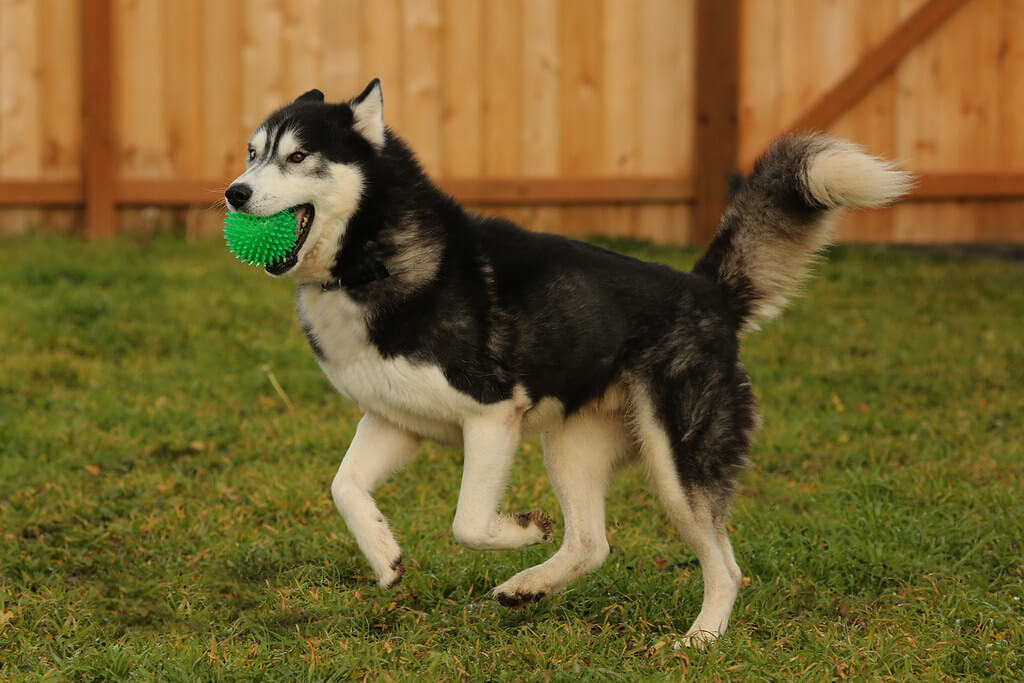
[294,89,325,104]
[350,79,385,148]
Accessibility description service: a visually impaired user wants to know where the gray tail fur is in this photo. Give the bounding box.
[693,133,913,332]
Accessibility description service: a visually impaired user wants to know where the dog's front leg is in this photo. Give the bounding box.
[451,400,553,550]
[332,412,421,589]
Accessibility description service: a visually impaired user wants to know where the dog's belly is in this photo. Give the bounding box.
[297,286,481,444]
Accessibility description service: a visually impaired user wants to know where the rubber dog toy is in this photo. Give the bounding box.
[223,209,299,267]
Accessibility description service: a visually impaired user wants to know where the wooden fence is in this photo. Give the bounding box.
[1,0,1023,244]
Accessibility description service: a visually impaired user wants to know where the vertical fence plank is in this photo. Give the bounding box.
[602,0,639,238]
[738,0,780,170]
[559,0,604,236]
[39,0,81,181]
[1,0,43,234]
[116,0,170,179]
[403,0,443,176]
[83,0,115,239]
[203,0,243,182]
[693,0,738,244]
[441,0,482,178]
[481,0,522,178]
[829,2,900,242]
[993,0,1024,241]
[196,0,243,237]
[0,0,41,179]
[896,0,994,241]
[671,0,696,243]
[283,0,323,98]
[362,0,404,132]
[521,0,560,177]
[164,0,204,179]
[521,0,561,232]
[36,0,81,232]
[476,0,524,227]
[242,0,285,130]
[321,0,362,97]
[636,0,679,243]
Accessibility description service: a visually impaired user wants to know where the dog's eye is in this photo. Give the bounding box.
[288,152,307,164]
[247,148,256,161]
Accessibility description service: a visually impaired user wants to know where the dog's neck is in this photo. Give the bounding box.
[323,218,444,299]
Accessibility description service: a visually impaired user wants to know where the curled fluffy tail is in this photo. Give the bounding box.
[693,134,912,331]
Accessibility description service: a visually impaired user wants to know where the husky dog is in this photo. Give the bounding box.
[225,80,910,646]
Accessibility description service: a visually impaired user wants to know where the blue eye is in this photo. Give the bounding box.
[247,148,256,161]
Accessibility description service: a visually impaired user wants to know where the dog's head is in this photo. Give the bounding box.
[224,80,386,281]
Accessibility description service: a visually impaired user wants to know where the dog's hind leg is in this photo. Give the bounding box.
[451,398,554,550]
[631,389,747,649]
[332,412,421,589]
[492,410,628,608]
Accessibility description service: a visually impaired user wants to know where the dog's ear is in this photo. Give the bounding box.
[294,89,325,104]
[350,79,384,148]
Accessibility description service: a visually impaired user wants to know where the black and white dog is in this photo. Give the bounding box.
[225,81,910,646]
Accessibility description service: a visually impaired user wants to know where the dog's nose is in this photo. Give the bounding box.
[225,184,253,209]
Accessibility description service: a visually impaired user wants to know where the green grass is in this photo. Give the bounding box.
[1,233,1022,681]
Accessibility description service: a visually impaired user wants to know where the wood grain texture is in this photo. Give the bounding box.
[83,0,115,239]
[163,0,204,178]
[693,0,738,244]
[2,0,1023,243]
[2,0,44,232]
[362,0,404,132]
[402,0,443,175]
[202,0,244,179]
[115,0,169,178]
[520,0,562,232]
[321,0,362,97]
[282,0,323,99]
[440,0,482,178]
[785,0,972,133]
[559,0,604,235]
[481,0,522,178]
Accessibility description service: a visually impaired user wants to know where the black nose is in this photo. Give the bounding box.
[225,184,252,208]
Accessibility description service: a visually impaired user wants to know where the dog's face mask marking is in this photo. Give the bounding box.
[225,81,386,282]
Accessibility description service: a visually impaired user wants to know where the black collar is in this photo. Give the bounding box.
[320,261,390,291]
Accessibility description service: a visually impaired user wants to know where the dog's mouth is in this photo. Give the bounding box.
[266,204,315,275]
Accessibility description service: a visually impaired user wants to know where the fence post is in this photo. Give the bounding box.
[693,0,739,245]
[82,0,115,240]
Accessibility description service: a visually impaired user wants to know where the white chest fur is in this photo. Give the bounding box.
[296,286,483,444]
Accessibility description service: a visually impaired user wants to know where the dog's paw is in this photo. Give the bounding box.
[494,587,546,610]
[512,510,554,545]
[675,625,722,650]
[378,554,405,590]
[492,567,554,610]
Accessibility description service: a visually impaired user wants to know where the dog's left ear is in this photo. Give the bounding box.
[294,89,325,104]
[350,79,385,148]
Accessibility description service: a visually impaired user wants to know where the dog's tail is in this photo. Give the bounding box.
[693,133,912,332]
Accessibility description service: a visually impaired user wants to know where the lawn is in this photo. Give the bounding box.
[1,233,1021,681]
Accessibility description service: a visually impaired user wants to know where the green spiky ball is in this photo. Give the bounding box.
[223,209,300,267]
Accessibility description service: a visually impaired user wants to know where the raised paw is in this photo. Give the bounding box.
[378,554,405,590]
[512,510,554,545]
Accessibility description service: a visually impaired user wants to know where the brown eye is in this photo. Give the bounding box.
[288,151,307,163]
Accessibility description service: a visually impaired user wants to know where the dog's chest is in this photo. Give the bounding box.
[296,286,480,441]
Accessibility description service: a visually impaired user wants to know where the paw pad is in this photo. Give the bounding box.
[495,590,546,609]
